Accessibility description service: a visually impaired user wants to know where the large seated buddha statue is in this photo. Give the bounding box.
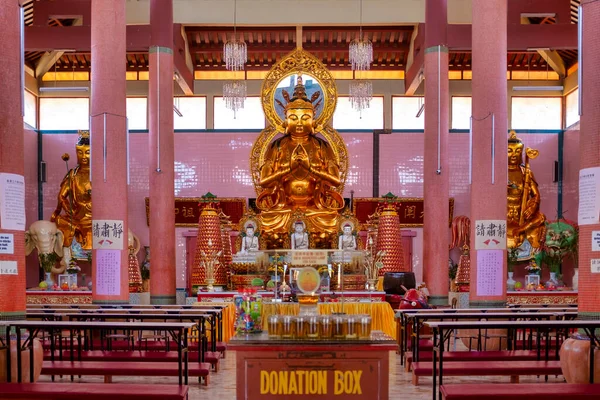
[507,131,546,251]
[256,75,344,234]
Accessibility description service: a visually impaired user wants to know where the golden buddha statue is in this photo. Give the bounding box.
[256,76,344,233]
[50,131,92,251]
[507,131,545,250]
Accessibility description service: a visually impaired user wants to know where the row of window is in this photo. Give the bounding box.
[28,95,567,131]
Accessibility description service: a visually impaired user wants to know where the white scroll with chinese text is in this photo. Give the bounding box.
[0,173,25,231]
[92,220,125,250]
[474,220,507,250]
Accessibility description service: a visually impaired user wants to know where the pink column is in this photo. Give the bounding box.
[91,0,129,303]
[148,0,176,304]
[578,1,600,319]
[422,0,450,306]
[469,0,508,308]
[0,0,26,321]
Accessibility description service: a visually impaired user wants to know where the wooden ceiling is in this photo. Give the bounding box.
[23,0,581,76]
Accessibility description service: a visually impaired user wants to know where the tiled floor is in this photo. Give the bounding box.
[40,348,566,400]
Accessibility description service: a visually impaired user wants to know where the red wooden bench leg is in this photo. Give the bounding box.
[412,374,419,386]
[105,375,113,383]
[510,376,519,383]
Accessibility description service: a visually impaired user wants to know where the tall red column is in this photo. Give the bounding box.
[422,0,450,306]
[91,0,129,303]
[469,0,508,308]
[148,0,176,304]
[0,0,26,324]
[578,1,600,320]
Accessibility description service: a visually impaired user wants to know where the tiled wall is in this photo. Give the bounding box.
[32,129,562,287]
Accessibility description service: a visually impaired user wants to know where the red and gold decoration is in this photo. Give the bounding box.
[450,215,471,291]
[191,203,225,292]
[353,196,455,227]
[375,204,405,274]
[128,246,142,293]
[219,210,233,287]
[145,196,247,227]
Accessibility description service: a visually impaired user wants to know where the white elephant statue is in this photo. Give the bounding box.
[25,220,65,275]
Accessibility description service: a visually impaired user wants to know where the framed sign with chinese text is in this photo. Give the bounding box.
[353,197,454,227]
[145,197,247,227]
[474,220,507,250]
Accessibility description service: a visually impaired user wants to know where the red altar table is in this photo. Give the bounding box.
[506,290,578,306]
[26,290,92,304]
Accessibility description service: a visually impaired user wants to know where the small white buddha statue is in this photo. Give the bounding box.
[338,224,357,250]
[239,224,259,254]
[291,221,309,250]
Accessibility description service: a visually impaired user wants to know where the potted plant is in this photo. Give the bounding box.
[506,247,519,291]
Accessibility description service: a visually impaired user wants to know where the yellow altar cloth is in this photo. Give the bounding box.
[201,301,395,343]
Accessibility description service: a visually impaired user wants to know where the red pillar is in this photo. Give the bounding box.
[148,0,176,304]
[423,0,450,306]
[469,0,508,308]
[578,1,600,320]
[0,0,26,323]
[91,0,129,303]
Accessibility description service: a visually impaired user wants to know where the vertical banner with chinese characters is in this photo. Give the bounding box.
[0,173,26,231]
[474,220,507,250]
[92,220,125,250]
[476,250,504,296]
[96,249,121,295]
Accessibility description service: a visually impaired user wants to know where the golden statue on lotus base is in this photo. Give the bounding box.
[251,49,348,248]
[507,131,546,253]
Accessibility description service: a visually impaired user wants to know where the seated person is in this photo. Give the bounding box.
[291,221,309,250]
[239,223,260,254]
[338,224,357,250]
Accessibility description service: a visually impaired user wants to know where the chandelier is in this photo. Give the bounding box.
[224,39,247,71]
[349,79,372,114]
[223,80,247,118]
[349,0,372,71]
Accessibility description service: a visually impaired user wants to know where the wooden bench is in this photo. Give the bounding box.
[411,360,562,385]
[0,383,189,400]
[403,349,539,372]
[41,360,211,385]
[45,350,222,372]
[440,383,600,399]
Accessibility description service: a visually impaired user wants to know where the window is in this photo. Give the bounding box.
[24,90,36,128]
[511,97,562,130]
[214,97,264,129]
[126,97,147,130]
[392,96,424,129]
[332,97,384,130]
[451,97,472,129]
[565,89,579,128]
[174,97,207,130]
[39,98,89,130]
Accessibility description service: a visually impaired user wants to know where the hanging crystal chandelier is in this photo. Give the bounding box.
[349,79,373,113]
[349,0,372,71]
[223,0,247,71]
[223,80,247,118]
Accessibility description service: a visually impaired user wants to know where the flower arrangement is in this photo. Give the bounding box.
[38,252,58,273]
[200,239,223,281]
[363,237,386,280]
[507,247,520,273]
[525,259,541,275]
[66,259,81,274]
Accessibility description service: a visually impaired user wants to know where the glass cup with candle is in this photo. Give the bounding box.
[345,315,358,339]
[267,314,280,338]
[332,314,346,339]
[320,315,333,339]
[295,316,307,339]
[281,315,296,339]
[306,315,320,339]
[357,315,372,339]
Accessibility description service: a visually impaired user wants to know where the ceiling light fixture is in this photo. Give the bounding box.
[39,86,89,92]
[223,0,247,71]
[512,85,564,91]
[349,0,373,71]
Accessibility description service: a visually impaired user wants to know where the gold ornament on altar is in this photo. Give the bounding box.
[251,49,348,242]
[51,130,92,251]
[375,204,406,274]
[199,238,223,292]
[450,215,471,290]
[363,235,386,281]
[127,229,142,293]
[507,131,546,252]
[191,203,225,292]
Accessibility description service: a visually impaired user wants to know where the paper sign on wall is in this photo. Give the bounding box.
[474,220,507,250]
[592,259,600,274]
[476,250,504,296]
[0,260,18,275]
[95,249,121,295]
[0,234,14,254]
[592,231,600,252]
[0,173,25,231]
[92,220,124,250]
[578,167,600,226]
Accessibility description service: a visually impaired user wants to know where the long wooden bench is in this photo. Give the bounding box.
[41,360,211,385]
[44,350,222,372]
[404,349,539,372]
[0,383,189,400]
[440,383,600,399]
[411,360,562,385]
